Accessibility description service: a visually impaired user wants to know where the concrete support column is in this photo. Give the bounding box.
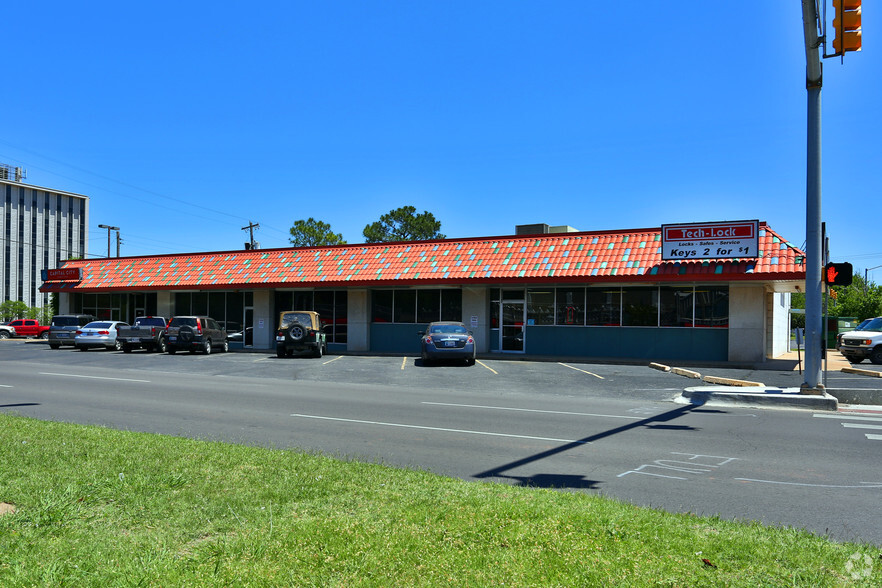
[347,289,369,351]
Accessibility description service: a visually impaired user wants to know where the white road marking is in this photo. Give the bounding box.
[39,372,150,383]
[0,384,13,388]
[734,478,882,488]
[475,360,497,374]
[842,423,882,430]
[814,414,882,422]
[558,362,604,379]
[867,434,882,441]
[322,356,343,365]
[289,413,587,444]
[422,401,642,420]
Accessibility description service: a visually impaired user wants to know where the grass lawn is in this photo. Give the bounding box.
[0,413,879,586]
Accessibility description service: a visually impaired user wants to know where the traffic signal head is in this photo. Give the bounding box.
[832,0,862,55]
[825,262,853,286]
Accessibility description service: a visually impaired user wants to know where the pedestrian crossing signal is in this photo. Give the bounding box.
[825,262,853,286]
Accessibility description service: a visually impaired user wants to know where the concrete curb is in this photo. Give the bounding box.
[678,386,838,411]
[841,367,882,378]
[702,375,765,387]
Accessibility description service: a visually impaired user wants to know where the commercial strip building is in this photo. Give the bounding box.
[39,221,805,364]
[2,168,89,308]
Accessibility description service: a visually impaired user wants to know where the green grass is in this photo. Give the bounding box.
[0,413,879,586]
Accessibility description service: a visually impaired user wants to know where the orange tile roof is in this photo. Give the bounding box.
[40,223,805,292]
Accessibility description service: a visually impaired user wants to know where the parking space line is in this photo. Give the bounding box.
[323,356,343,365]
[422,401,642,420]
[401,357,407,370]
[558,362,604,379]
[475,360,497,374]
[40,372,150,383]
[289,413,586,444]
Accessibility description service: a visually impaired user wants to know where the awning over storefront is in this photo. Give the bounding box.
[40,223,805,293]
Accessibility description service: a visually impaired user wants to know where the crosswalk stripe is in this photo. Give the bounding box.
[814,414,882,422]
[867,434,882,441]
[842,423,882,430]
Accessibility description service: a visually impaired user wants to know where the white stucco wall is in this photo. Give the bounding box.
[251,290,273,349]
[156,292,172,319]
[768,292,791,358]
[347,289,369,351]
[461,287,489,352]
[728,284,766,362]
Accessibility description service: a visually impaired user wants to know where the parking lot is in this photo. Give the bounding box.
[5,337,867,403]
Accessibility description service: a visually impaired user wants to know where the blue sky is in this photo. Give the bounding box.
[3,2,879,279]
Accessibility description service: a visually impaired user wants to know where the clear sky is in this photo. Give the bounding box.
[3,2,879,280]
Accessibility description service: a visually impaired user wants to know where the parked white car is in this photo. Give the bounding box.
[0,324,16,339]
[74,321,129,351]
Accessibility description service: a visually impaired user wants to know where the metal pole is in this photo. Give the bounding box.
[801,0,824,393]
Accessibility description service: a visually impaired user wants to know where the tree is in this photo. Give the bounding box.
[0,300,28,321]
[288,218,346,247]
[828,275,882,320]
[362,206,446,243]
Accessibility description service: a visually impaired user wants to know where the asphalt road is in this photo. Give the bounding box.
[2,340,881,546]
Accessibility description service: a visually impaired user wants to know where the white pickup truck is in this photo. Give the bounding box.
[838,317,882,364]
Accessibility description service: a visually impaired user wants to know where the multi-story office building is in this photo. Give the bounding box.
[1,164,89,309]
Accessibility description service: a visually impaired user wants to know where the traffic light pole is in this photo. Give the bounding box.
[801,1,824,393]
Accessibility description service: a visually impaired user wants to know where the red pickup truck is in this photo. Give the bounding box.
[6,319,50,339]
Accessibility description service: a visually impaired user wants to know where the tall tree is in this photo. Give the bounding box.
[362,206,446,243]
[288,218,346,247]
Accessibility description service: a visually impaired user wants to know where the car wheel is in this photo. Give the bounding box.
[168,348,177,355]
[466,356,476,366]
[122,345,133,353]
[50,343,60,349]
[277,347,285,358]
[114,339,123,351]
[0,331,9,340]
[221,339,229,353]
[157,337,167,353]
[870,347,882,365]
[77,345,86,351]
[314,341,323,358]
[40,331,49,340]
[203,339,212,355]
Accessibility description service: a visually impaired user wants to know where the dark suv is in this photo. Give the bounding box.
[48,314,98,349]
[165,316,228,355]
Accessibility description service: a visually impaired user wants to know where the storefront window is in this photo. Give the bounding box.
[393,290,416,323]
[371,290,393,323]
[526,289,554,325]
[622,287,657,326]
[417,289,440,323]
[586,288,621,325]
[440,290,462,321]
[556,288,585,325]
[695,286,729,327]
[659,287,694,327]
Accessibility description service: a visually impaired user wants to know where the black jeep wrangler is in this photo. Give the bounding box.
[275,311,327,358]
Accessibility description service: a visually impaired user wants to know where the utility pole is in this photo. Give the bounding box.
[98,224,120,259]
[242,221,260,250]
[800,0,824,393]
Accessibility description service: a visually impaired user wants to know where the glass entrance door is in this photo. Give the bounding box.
[500,293,525,352]
[244,306,254,347]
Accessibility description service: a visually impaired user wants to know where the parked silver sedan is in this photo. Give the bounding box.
[74,321,129,351]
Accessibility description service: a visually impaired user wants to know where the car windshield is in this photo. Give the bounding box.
[429,324,467,334]
[858,318,882,332]
[52,316,84,327]
[170,317,198,327]
[83,322,112,329]
[280,313,313,329]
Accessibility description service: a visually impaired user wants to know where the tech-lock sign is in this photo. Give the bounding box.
[661,220,759,261]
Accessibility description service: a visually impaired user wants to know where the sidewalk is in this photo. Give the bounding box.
[774,348,854,372]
